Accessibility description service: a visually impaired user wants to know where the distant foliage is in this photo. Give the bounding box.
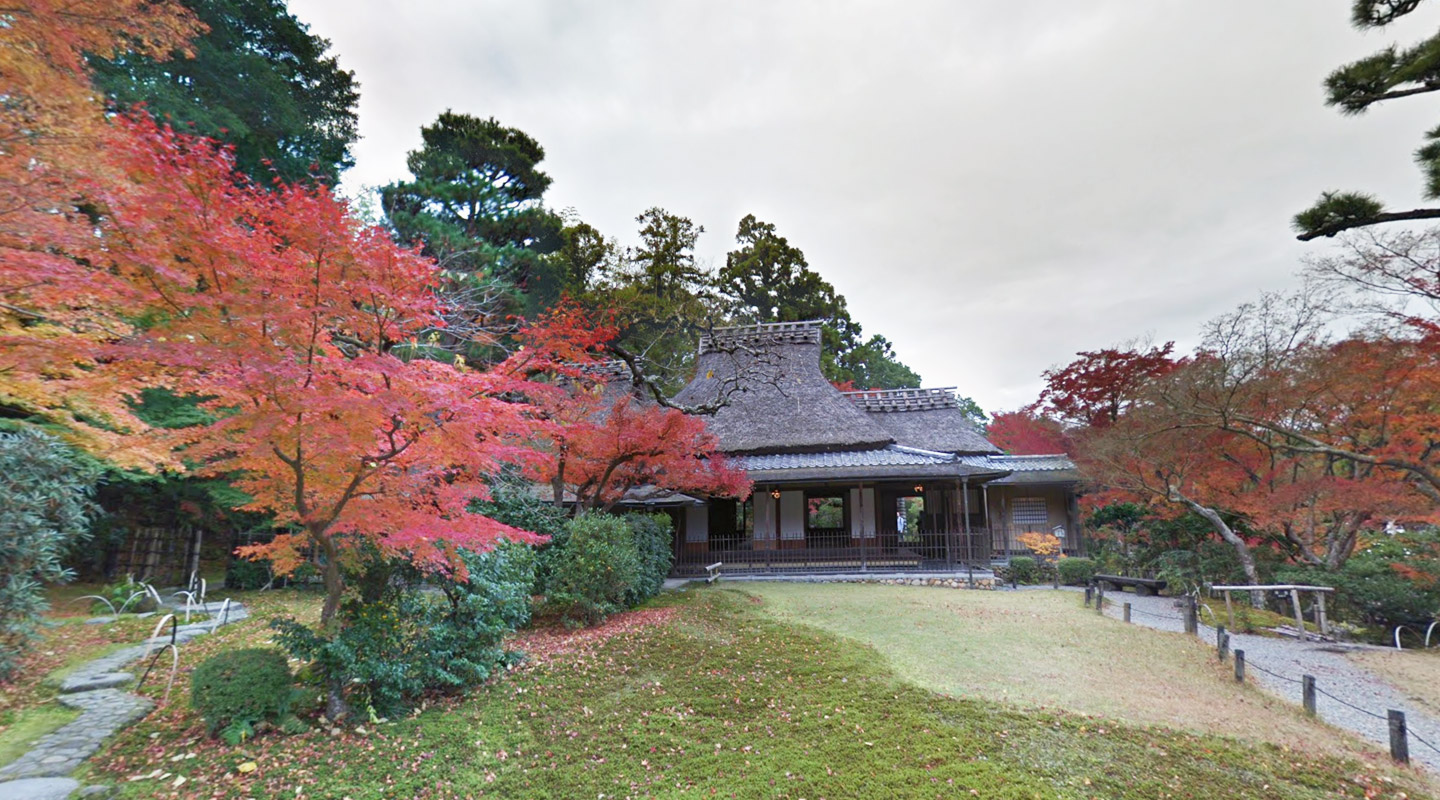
[224,558,272,591]
[0,429,98,679]
[91,0,359,185]
[1278,531,1440,633]
[272,544,534,716]
[190,648,297,744]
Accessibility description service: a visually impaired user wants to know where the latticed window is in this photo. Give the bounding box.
[1011,497,1048,526]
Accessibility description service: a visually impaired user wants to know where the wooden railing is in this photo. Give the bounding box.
[672,530,991,577]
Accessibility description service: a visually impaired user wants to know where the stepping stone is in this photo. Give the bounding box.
[0,777,79,800]
[84,616,116,625]
[60,672,132,693]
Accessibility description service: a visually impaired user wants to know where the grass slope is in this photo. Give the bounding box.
[743,582,1384,758]
[92,588,1428,799]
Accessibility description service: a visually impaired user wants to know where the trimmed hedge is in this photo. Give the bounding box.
[1008,556,1039,584]
[545,513,641,626]
[272,543,534,716]
[1057,557,1096,586]
[542,512,676,626]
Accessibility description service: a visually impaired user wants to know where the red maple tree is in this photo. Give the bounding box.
[987,410,1071,455]
[1034,341,1177,428]
[534,372,750,511]
[5,117,613,635]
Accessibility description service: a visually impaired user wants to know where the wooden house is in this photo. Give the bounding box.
[663,320,1080,576]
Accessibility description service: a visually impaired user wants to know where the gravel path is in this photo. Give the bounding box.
[1090,588,1440,772]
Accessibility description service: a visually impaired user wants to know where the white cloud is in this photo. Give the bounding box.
[292,0,1440,411]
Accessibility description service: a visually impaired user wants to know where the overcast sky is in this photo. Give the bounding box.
[288,0,1440,413]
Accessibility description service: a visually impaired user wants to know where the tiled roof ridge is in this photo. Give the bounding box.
[994,453,1069,460]
[579,359,632,379]
[843,386,960,412]
[698,320,823,354]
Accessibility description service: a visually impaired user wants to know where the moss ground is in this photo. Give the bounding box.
[82,587,1432,799]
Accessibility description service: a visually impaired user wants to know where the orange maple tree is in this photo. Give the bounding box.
[4,116,615,634]
[0,0,199,462]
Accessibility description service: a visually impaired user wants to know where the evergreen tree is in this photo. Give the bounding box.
[1295,0,1440,239]
[718,214,920,389]
[591,208,718,390]
[381,111,565,353]
[90,0,358,185]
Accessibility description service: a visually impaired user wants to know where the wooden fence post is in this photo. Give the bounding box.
[1184,596,1198,635]
[1389,710,1410,764]
[1095,586,1104,615]
[1217,625,1228,661]
[1084,586,1093,607]
[1234,649,1245,683]
[1290,588,1306,640]
[1123,602,1132,623]
[1303,675,1317,716]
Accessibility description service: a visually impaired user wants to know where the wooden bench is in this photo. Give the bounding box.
[1094,574,1167,596]
[704,562,723,584]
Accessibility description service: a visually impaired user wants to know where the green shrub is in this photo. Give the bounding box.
[1277,539,1440,635]
[0,429,97,680]
[544,513,641,626]
[469,471,568,594]
[1057,557,1096,586]
[190,648,295,743]
[1008,556,1038,584]
[225,557,272,590]
[625,513,673,606]
[272,542,535,716]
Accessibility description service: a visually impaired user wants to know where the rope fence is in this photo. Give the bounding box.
[1081,586,1440,765]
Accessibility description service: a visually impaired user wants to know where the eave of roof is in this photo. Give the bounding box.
[735,445,1010,484]
[958,454,1079,485]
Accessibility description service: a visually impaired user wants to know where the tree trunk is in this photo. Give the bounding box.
[311,525,350,721]
[1182,498,1264,607]
[317,534,345,627]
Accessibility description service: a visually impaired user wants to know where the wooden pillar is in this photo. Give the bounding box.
[961,478,971,565]
[1224,590,1235,632]
[1390,710,1410,764]
[1290,589,1306,640]
[1316,591,1329,637]
[858,482,867,572]
[939,485,953,567]
[981,484,992,559]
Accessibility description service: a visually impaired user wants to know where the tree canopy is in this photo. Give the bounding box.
[1294,0,1440,239]
[381,111,565,342]
[90,0,358,185]
[717,214,921,389]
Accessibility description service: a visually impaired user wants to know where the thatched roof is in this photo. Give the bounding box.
[844,388,1000,455]
[671,321,893,455]
[582,360,647,406]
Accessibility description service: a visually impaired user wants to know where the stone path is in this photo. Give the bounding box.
[0,598,249,795]
[1090,588,1440,772]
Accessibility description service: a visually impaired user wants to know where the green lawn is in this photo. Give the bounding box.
[739,583,1377,760]
[88,586,1430,799]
